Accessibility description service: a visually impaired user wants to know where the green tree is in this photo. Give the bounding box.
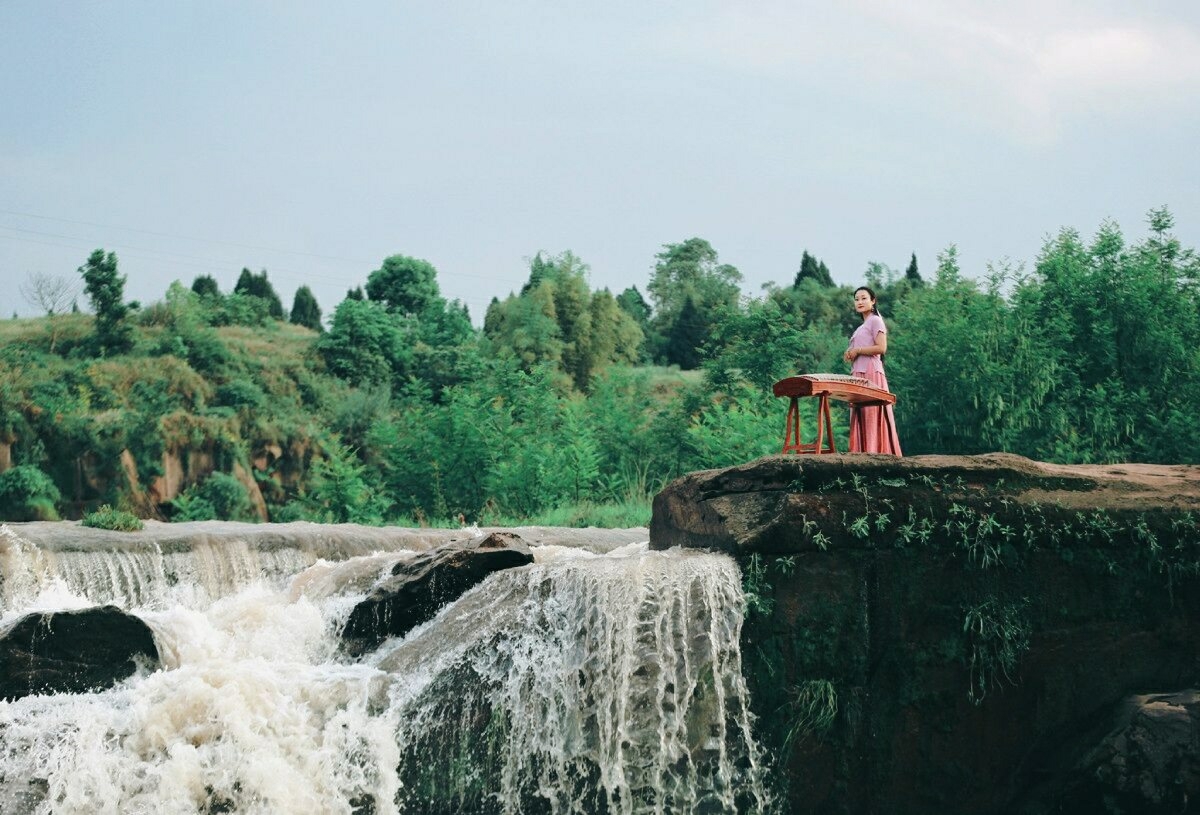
[616,286,651,329]
[234,268,284,319]
[587,290,642,370]
[543,253,594,388]
[316,298,411,387]
[521,252,558,296]
[794,251,834,287]
[483,297,503,336]
[289,285,323,331]
[704,298,832,392]
[366,255,441,315]
[305,441,387,524]
[484,253,642,389]
[191,275,220,298]
[889,251,1053,456]
[484,284,564,372]
[904,253,923,286]
[79,249,133,354]
[0,464,60,521]
[1015,212,1200,462]
[649,238,743,368]
[665,296,706,370]
[412,298,482,396]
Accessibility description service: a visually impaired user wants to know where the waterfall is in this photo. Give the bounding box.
[0,524,770,814]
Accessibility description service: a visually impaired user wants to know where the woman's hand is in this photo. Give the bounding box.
[843,347,857,363]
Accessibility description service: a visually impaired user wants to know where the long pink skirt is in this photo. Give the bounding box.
[849,369,902,455]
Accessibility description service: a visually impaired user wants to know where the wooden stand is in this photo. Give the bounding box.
[773,374,898,455]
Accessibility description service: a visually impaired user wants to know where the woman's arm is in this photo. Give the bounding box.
[846,329,887,361]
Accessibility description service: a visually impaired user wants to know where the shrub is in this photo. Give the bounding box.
[172,472,254,522]
[0,464,61,521]
[269,500,317,523]
[305,441,386,524]
[215,379,267,411]
[170,491,218,522]
[81,504,143,531]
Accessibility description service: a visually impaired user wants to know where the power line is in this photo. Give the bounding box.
[0,206,382,266]
[0,220,525,287]
[0,230,501,315]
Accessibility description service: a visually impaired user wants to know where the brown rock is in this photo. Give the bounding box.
[342,533,534,654]
[649,453,1200,814]
[232,461,268,522]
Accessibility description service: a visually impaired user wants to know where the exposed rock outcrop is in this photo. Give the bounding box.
[148,448,216,507]
[342,532,535,654]
[650,453,1200,815]
[1029,690,1200,814]
[0,605,160,700]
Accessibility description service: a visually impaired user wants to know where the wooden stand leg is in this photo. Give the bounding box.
[782,394,840,455]
[813,395,824,454]
[782,396,801,453]
[821,395,835,453]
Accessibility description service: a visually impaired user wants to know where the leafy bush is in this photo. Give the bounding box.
[303,441,387,524]
[172,472,254,522]
[206,292,276,327]
[0,464,61,521]
[215,379,267,411]
[170,491,217,522]
[81,504,143,531]
[269,500,318,523]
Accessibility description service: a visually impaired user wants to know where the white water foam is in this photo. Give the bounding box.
[0,529,769,814]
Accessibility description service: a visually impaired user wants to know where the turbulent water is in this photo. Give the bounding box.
[0,522,770,815]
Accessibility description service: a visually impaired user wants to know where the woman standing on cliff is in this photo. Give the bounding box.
[843,286,902,455]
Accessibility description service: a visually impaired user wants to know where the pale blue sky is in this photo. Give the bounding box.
[3,1,1198,321]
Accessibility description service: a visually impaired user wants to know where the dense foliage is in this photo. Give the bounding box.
[1,211,1195,525]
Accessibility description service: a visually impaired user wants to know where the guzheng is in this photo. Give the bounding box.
[772,374,898,454]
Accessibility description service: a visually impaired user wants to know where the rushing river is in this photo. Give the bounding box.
[0,522,770,814]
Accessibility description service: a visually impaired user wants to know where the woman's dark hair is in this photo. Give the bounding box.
[855,286,879,315]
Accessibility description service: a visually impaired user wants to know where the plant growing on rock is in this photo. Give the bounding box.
[81,504,143,531]
[963,598,1030,705]
[742,553,775,617]
[781,679,839,747]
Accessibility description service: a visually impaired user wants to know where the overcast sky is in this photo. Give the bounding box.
[3,1,1198,322]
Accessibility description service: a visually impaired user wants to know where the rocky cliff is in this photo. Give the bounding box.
[650,453,1200,814]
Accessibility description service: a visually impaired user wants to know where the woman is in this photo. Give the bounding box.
[843,286,902,455]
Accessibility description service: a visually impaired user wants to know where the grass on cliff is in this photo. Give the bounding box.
[393,496,653,529]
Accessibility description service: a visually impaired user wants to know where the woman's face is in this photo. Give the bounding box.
[854,289,875,315]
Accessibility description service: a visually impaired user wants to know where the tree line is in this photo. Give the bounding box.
[1,208,1196,525]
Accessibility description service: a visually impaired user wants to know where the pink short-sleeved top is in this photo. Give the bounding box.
[850,313,887,377]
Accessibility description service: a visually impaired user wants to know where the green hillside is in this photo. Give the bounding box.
[2,211,1198,526]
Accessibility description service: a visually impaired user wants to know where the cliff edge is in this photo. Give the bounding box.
[650,453,1200,814]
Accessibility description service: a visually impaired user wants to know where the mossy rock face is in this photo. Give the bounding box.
[651,453,1200,815]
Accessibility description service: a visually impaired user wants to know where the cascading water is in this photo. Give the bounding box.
[0,522,771,814]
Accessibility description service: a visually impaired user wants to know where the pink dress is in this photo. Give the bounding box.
[848,313,902,455]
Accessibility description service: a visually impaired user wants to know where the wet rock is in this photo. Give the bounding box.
[650,453,1199,555]
[0,605,160,700]
[649,453,1200,814]
[342,532,533,654]
[1044,691,1200,815]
